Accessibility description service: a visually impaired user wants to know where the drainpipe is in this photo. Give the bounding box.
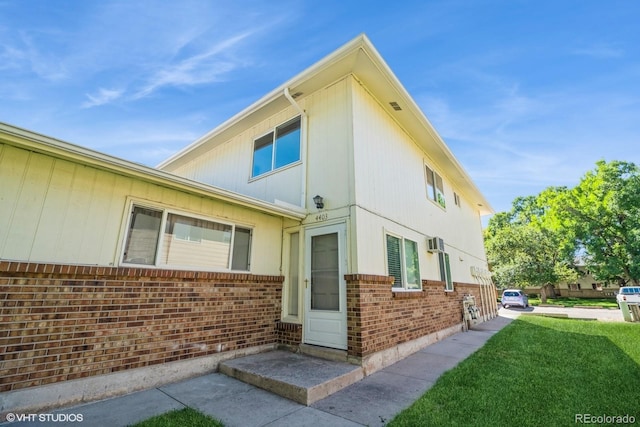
[284,87,308,209]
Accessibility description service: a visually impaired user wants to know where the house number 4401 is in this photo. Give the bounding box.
[315,213,329,222]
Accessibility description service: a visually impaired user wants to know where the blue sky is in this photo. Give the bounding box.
[1,0,638,214]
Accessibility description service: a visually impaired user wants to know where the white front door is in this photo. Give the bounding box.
[303,223,347,350]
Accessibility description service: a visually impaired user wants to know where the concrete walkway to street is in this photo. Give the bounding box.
[4,317,514,427]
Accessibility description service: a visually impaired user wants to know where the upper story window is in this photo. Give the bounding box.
[252,116,301,177]
[122,204,252,271]
[425,165,446,209]
[386,234,421,290]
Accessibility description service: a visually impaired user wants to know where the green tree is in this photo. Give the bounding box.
[486,160,640,296]
[484,198,577,302]
[550,160,640,286]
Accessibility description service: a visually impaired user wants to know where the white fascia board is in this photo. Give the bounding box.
[0,122,306,220]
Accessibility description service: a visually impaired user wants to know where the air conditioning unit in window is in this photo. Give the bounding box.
[428,237,445,253]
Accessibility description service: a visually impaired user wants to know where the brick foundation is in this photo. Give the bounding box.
[1,262,497,395]
[275,321,302,349]
[0,261,283,393]
[346,274,495,358]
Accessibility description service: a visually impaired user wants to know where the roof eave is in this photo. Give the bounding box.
[157,34,370,171]
[157,33,494,214]
[357,42,495,215]
[0,122,306,220]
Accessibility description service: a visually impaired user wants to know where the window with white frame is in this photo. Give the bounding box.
[122,206,162,265]
[252,116,301,177]
[122,205,252,271]
[386,234,421,290]
[439,252,453,291]
[425,165,446,208]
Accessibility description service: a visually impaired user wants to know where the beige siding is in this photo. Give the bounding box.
[354,206,487,284]
[350,78,488,283]
[0,147,74,260]
[0,143,284,274]
[171,106,303,207]
[351,79,434,221]
[305,77,353,211]
[169,78,353,212]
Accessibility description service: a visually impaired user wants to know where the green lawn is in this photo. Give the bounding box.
[389,316,640,427]
[527,296,618,309]
[129,407,223,427]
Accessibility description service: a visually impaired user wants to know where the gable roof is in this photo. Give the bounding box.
[158,34,493,215]
[0,122,306,220]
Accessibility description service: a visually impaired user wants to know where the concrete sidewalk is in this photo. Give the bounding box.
[3,316,512,427]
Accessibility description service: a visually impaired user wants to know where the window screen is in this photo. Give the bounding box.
[386,235,403,288]
[426,165,446,208]
[231,227,252,271]
[123,206,162,265]
[274,117,301,169]
[404,239,421,289]
[439,252,453,291]
[252,132,274,177]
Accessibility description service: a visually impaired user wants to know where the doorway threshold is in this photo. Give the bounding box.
[299,343,350,363]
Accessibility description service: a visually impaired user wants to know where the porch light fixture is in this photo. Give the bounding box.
[313,195,324,209]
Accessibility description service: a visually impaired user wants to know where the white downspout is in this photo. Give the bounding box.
[284,87,308,209]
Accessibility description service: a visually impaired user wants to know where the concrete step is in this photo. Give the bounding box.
[218,350,364,406]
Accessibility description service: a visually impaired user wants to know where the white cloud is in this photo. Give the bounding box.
[82,88,123,108]
[0,29,67,80]
[20,30,69,81]
[0,43,24,70]
[417,80,640,214]
[133,31,254,100]
[572,43,624,59]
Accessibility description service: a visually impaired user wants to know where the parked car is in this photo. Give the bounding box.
[501,289,529,309]
[616,286,640,306]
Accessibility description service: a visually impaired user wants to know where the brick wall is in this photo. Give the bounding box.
[275,321,302,350]
[346,275,493,357]
[0,262,283,393]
